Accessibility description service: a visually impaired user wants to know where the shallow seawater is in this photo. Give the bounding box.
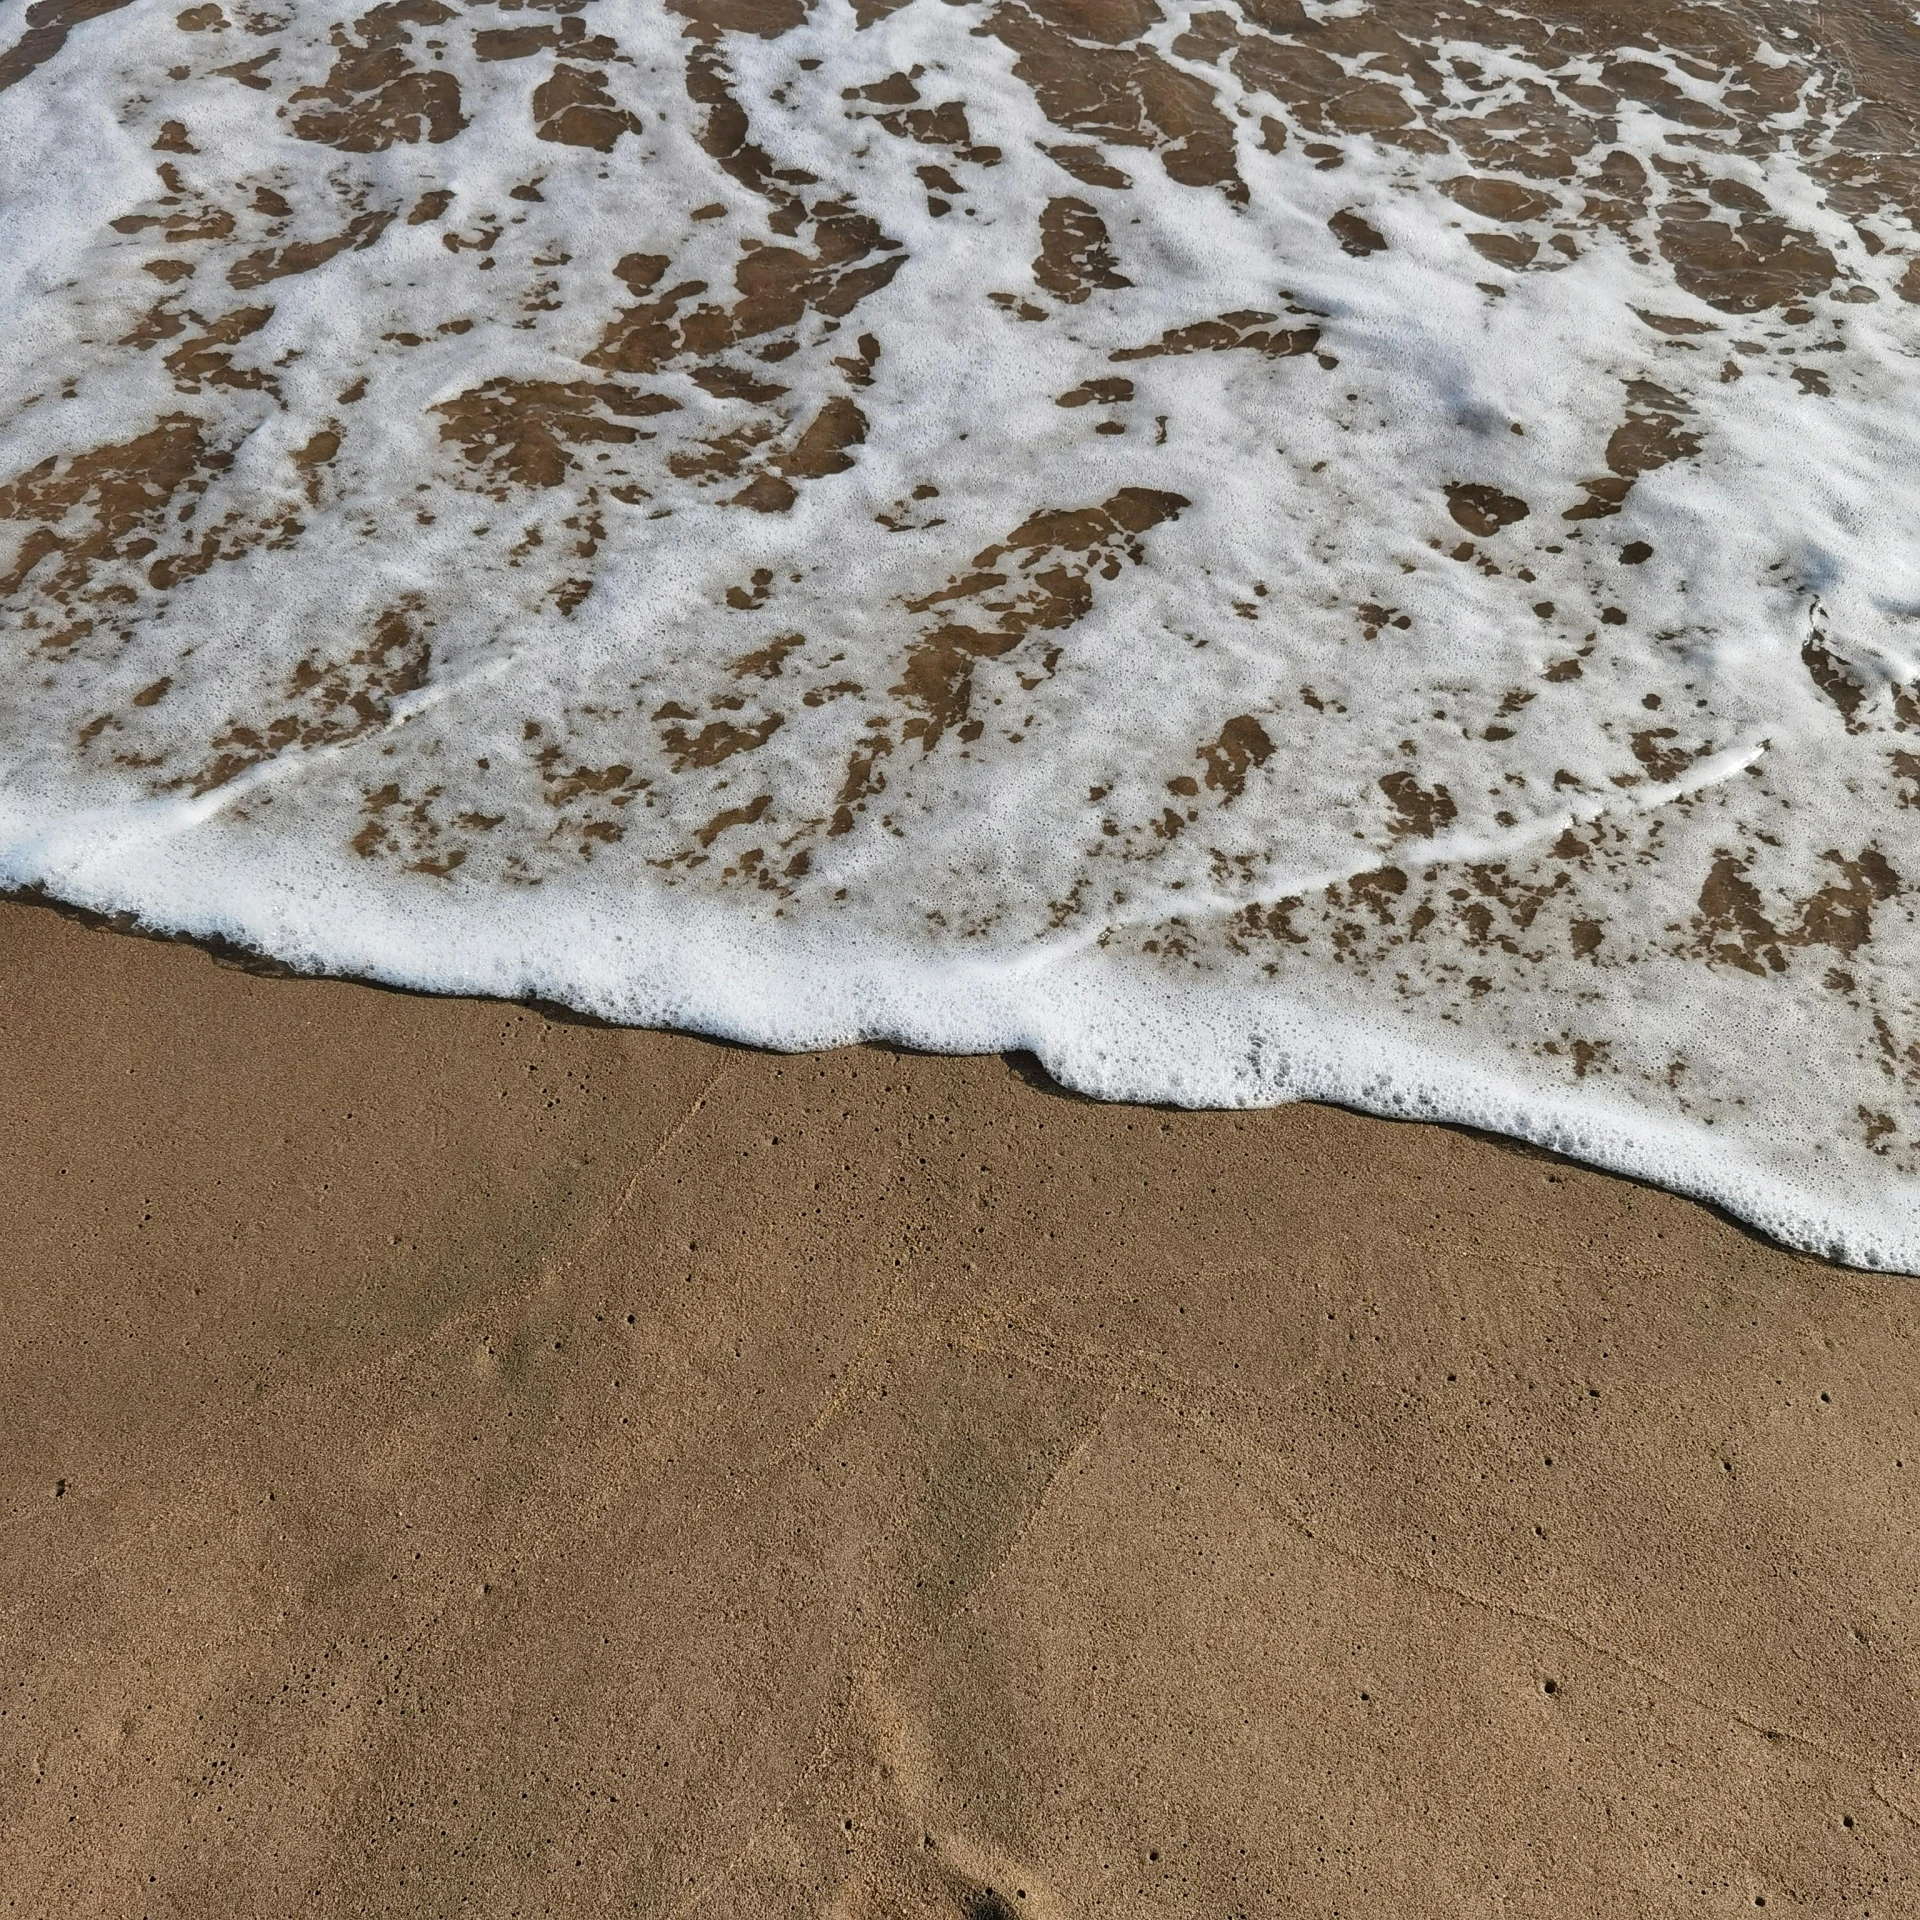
[2,0,1918,1263]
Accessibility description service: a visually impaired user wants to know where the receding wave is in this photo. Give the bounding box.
[3,0,1919,1263]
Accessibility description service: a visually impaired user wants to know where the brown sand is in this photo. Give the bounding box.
[1,895,1915,1917]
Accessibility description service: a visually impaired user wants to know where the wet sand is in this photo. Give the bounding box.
[2,891,1916,1916]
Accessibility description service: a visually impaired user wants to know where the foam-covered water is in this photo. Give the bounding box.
[3,0,1919,1264]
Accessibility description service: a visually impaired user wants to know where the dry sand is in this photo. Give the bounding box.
[2,894,1915,1916]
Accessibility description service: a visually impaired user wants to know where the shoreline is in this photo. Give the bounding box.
[1,878,1810,1271]
[1,882,1887,1278]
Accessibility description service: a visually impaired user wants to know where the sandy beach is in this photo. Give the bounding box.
[6,0,1920,1906]
[3,892,1915,1914]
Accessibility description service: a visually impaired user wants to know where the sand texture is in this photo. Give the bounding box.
[2,894,1917,1916]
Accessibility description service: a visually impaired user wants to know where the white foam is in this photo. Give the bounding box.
[3,0,1919,1267]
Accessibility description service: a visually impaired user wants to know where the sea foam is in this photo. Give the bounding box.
[2,0,1919,1265]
